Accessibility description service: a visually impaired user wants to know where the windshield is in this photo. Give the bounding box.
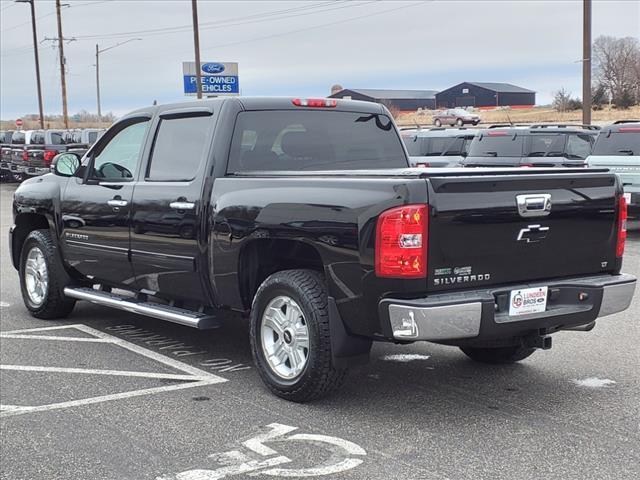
[468,133,523,157]
[228,110,407,172]
[592,132,640,156]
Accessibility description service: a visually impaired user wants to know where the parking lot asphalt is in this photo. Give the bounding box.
[0,181,639,480]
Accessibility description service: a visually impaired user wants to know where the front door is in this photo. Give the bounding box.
[60,117,151,286]
[130,109,215,302]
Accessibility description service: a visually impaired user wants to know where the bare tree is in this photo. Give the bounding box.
[593,35,640,106]
[553,88,572,112]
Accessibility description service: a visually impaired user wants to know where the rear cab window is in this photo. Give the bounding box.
[11,132,25,145]
[49,131,66,145]
[227,110,407,172]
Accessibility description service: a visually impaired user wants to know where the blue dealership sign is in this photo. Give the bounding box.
[182,61,239,96]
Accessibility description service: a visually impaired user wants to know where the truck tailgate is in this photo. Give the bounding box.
[426,171,620,291]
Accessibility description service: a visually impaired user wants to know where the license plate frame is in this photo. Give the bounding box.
[509,286,548,317]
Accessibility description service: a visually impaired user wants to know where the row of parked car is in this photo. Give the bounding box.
[400,120,640,224]
[0,128,105,182]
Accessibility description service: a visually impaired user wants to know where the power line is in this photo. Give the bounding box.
[0,0,113,33]
[71,1,364,40]
[0,2,18,13]
[113,0,427,66]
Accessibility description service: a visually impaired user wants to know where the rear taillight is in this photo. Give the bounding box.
[487,131,508,136]
[520,163,533,168]
[292,98,337,108]
[375,204,428,278]
[22,149,28,161]
[619,127,640,132]
[43,150,57,166]
[616,195,627,258]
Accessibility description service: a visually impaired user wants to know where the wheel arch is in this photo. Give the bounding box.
[237,238,324,311]
[11,213,52,270]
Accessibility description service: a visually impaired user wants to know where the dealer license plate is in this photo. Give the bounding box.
[509,286,548,316]
[624,192,631,205]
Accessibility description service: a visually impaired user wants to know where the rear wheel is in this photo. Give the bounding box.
[19,229,75,319]
[434,119,442,127]
[456,118,464,127]
[250,269,347,402]
[460,345,536,364]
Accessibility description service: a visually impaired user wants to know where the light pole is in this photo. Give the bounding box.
[15,0,44,129]
[95,38,141,120]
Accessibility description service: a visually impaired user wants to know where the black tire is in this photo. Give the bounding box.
[434,119,442,127]
[460,345,536,364]
[250,269,347,402]
[473,121,479,126]
[456,118,464,127]
[19,229,75,319]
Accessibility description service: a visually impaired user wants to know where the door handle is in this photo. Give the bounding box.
[170,201,195,210]
[107,199,128,208]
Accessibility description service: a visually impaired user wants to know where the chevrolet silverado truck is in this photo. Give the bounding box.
[10,97,636,402]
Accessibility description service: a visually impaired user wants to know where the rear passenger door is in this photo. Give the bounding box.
[130,107,216,302]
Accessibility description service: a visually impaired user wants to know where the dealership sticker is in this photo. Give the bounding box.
[509,286,548,316]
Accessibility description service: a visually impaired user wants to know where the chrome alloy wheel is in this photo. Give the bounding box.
[24,247,48,306]
[260,295,310,380]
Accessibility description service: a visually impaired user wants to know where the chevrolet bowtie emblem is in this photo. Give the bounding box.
[517,224,549,243]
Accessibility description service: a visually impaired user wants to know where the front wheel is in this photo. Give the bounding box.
[19,229,76,319]
[434,119,442,127]
[456,118,464,127]
[460,345,536,364]
[250,269,347,402]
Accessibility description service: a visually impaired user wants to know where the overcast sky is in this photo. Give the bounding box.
[1,0,638,119]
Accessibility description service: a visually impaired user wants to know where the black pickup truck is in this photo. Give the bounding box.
[10,98,636,401]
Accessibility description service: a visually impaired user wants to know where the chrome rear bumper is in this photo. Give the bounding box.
[381,274,636,342]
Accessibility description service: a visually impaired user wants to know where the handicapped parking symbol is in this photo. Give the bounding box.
[157,423,366,479]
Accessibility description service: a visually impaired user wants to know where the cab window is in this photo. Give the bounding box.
[90,120,149,181]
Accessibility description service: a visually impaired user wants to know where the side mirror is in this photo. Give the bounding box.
[53,153,81,177]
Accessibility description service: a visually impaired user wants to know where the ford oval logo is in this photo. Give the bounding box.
[202,63,225,74]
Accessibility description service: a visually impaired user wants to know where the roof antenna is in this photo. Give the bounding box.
[506,111,513,126]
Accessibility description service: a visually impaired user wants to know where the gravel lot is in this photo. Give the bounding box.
[1,181,638,480]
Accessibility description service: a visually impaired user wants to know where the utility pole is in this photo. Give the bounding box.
[191,0,202,99]
[55,0,69,128]
[94,39,141,121]
[16,0,44,129]
[582,0,592,125]
[95,44,101,120]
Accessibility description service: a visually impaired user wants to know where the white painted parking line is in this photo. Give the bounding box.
[0,324,227,418]
[0,334,111,342]
[1,365,210,381]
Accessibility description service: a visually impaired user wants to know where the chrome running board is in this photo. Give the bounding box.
[63,287,220,329]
